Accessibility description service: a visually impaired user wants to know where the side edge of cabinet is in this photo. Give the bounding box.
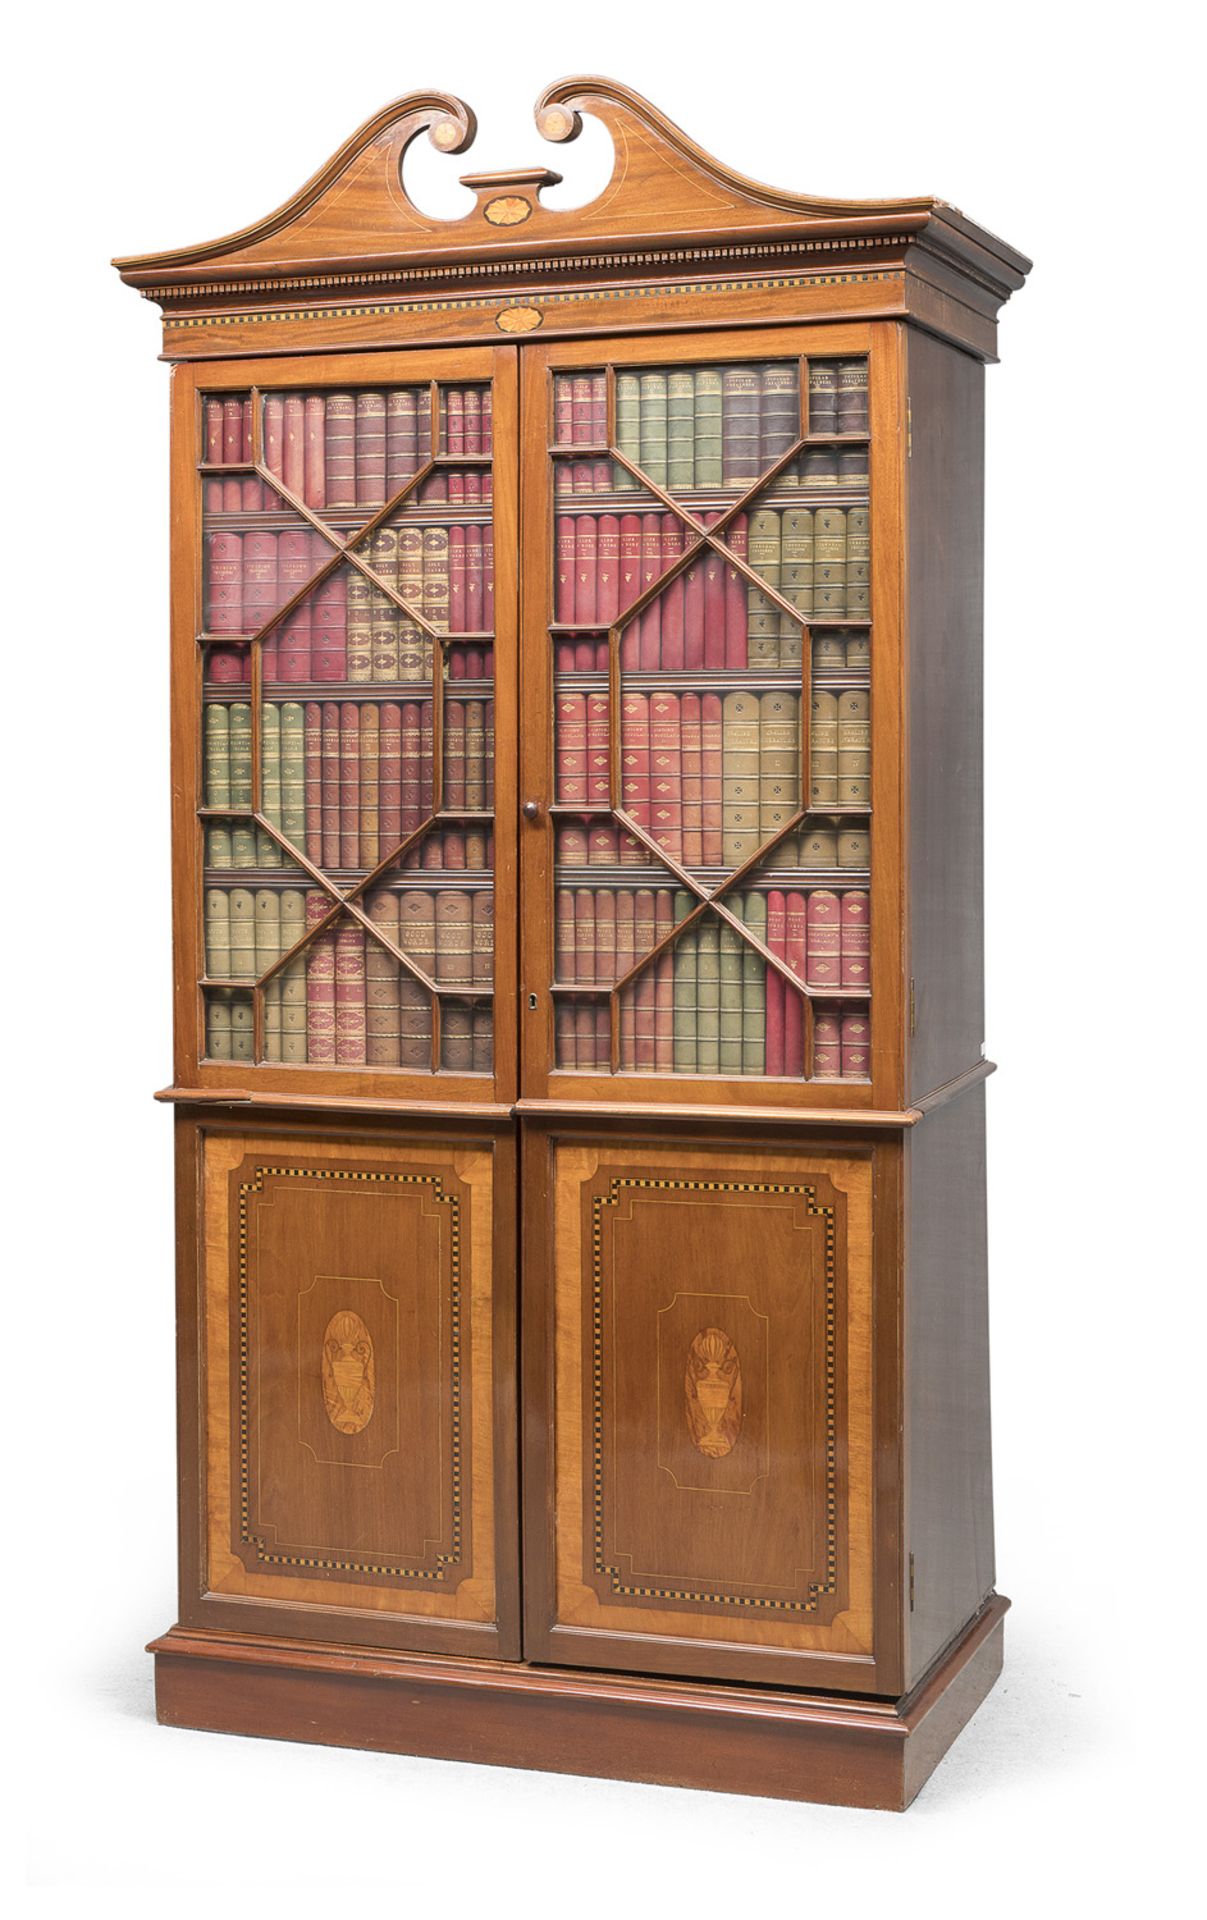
[904,328,986,1103]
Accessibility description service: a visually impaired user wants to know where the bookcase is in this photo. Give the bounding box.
[115,79,1030,1810]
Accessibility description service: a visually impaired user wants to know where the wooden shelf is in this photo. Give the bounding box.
[204,868,494,888]
[553,866,871,887]
[551,669,868,692]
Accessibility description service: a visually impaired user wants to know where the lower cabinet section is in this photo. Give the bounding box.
[182,1119,519,1657]
[522,1128,902,1694]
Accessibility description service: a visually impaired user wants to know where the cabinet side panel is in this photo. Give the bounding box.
[905,331,985,1100]
[904,1086,994,1683]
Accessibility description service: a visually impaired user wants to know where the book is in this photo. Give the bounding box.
[355,393,387,509]
[721,691,760,866]
[338,704,360,867]
[256,889,282,1059]
[837,360,869,434]
[205,533,243,632]
[620,692,650,819]
[228,702,252,810]
[615,373,640,478]
[837,689,871,805]
[721,366,760,485]
[556,692,587,803]
[724,514,748,668]
[760,364,799,467]
[441,1000,473,1072]
[759,692,799,842]
[303,702,322,859]
[586,692,610,807]
[637,514,663,667]
[638,372,668,486]
[747,511,781,667]
[660,521,685,667]
[740,890,767,1073]
[841,888,870,989]
[695,916,720,1072]
[764,890,786,1076]
[680,693,703,866]
[310,569,347,682]
[667,370,695,488]
[648,693,681,860]
[814,1009,842,1077]
[806,889,841,988]
[444,699,466,811]
[346,570,374,683]
[846,508,871,616]
[204,705,229,808]
[694,369,723,485]
[808,361,839,433]
[365,889,401,1065]
[814,506,847,618]
[598,515,620,625]
[435,891,473,986]
[304,890,336,1062]
[574,514,597,626]
[422,526,450,635]
[358,704,380,867]
[718,918,744,1073]
[258,703,282,865]
[841,1009,871,1077]
[810,691,839,805]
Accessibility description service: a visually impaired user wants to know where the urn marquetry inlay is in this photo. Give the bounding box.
[321,1310,376,1435]
[684,1327,743,1458]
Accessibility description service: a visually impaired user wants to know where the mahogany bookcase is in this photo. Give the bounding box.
[114,78,1030,1810]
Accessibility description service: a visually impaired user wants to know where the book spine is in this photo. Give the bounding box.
[632,889,656,1069]
[781,507,814,626]
[255,889,282,1060]
[747,510,782,668]
[205,532,243,633]
[694,369,723,486]
[303,701,323,860]
[555,692,586,803]
[472,891,493,987]
[571,375,593,446]
[841,1010,871,1078]
[721,691,760,867]
[721,366,760,486]
[813,1008,841,1078]
[810,691,839,805]
[436,890,473,987]
[279,701,305,848]
[620,692,650,821]
[615,373,641,484]
[386,388,417,497]
[310,569,347,683]
[840,889,870,989]
[846,507,871,617]
[574,514,598,626]
[338,704,359,867]
[365,890,401,1065]
[355,392,387,509]
[554,514,576,623]
[282,393,305,498]
[808,361,839,434]
[759,690,799,843]
[837,359,869,435]
[444,699,466,811]
[680,692,703,867]
[740,890,767,1073]
[814,506,847,619]
[227,702,252,811]
[302,395,326,509]
[279,890,306,1061]
[637,513,663,668]
[324,394,355,508]
[718,917,744,1074]
[838,689,871,806]
[305,890,336,1063]
[724,514,748,668]
[346,570,374,684]
[760,363,799,468]
[695,916,720,1073]
[654,890,674,1070]
[422,526,450,635]
[672,899,697,1071]
[204,705,230,808]
[448,525,466,637]
[682,543,705,670]
[358,703,380,868]
[320,702,341,868]
[806,889,841,989]
[701,693,723,863]
[648,693,682,862]
[597,514,620,627]
[334,922,366,1064]
[638,372,668,487]
[667,370,695,488]
[240,398,263,511]
[660,522,685,668]
[586,692,611,808]
[702,539,725,668]
[764,890,786,1075]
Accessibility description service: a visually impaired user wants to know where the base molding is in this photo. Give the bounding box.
[150,1594,1006,1809]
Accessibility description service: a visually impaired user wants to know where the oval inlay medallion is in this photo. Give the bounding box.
[496,304,542,334]
[321,1310,376,1435]
[484,195,532,227]
[684,1327,742,1458]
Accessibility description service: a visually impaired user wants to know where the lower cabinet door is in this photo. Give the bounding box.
[523,1131,897,1692]
[183,1122,519,1657]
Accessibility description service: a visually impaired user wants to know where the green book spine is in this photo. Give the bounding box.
[205,990,232,1060]
[230,989,253,1060]
[638,371,668,486]
[722,690,761,866]
[692,369,723,486]
[666,370,695,489]
[231,822,257,869]
[695,917,721,1072]
[204,886,230,979]
[257,703,282,866]
[228,702,252,811]
[279,888,307,1061]
[813,506,847,619]
[846,507,871,616]
[228,886,256,981]
[746,509,782,667]
[718,918,744,1073]
[672,892,697,1072]
[759,690,800,841]
[280,702,305,848]
[781,507,814,631]
[204,705,230,808]
[255,888,282,1060]
[810,691,839,805]
[740,890,767,1073]
[615,373,641,487]
[205,825,232,868]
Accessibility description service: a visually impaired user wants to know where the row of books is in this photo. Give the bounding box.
[205,699,493,861]
[204,385,493,513]
[555,991,868,1078]
[205,885,493,988]
[206,821,494,874]
[555,820,869,870]
[554,442,868,498]
[553,631,870,675]
[205,957,491,1070]
[552,507,868,649]
[204,523,496,646]
[554,887,868,991]
[206,640,494,689]
[556,687,871,845]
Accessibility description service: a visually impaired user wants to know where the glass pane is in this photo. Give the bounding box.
[438,382,493,459]
[612,359,800,494]
[202,514,335,642]
[260,386,432,528]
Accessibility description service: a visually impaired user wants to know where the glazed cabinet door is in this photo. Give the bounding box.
[522,1128,902,1692]
[174,345,518,1104]
[179,1118,519,1657]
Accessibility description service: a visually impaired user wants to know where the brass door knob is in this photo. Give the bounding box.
[522,800,541,820]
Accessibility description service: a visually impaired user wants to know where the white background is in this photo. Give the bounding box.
[9,0,1201,1908]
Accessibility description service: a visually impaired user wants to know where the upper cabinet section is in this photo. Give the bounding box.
[113,80,1031,362]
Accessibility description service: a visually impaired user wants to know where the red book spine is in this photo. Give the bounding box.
[682,541,705,669]
[702,532,726,668]
[465,527,484,632]
[586,692,611,807]
[556,823,587,864]
[595,889,616,985]
[283,394,305,498]
[335,923,367,1065]
[574,890,596,984]
[419,699,434,818]
[324,393,355,509]
[444,699,466,811]
[574,515,598,626]
[591,373,607,445]
[555,1002,576,1067]
[592,459,611,494]
[554,375,574,446]
[241,399,263,511]
[463,387,481,457]
[481,388,492,456]
[806,889,841,989]
[356,393,387,509]
[400,701,422,835]
[725,513,749,668]
[204,399,224,509]
[680,692,703,866]
[841,1010,871,1078]
[221,398,242,508]
[571,375,593,445]
[276,531,314,683]
[339,704,360,867]
[589,823,619,864]
[765,890,786,1076]
[320,703,341,868]
[305,891,336,1063]
[574,634,595,671]
[555,516,576,623]
[700,693,723,863]
[263,395,284,491]
[618,513,642,614]
[241,529,278,635]
[620,692,650,823]
[597,514,620,626]
[840,890,870,989]
[633,889,656,1069]
[449,525,466,635]
[659,522,685,669]
[303,701,323,860]
[303,395,326,509]
[555,890,575,980]
[813,1010,842,1078]
[206,646,244,685]
[445,388,464,457]
[638,514,662,668]
[483,527,494,631]
[571,459,593,496]
[654,889,674,1071]
[310,567,347,682]
[784,890,807,1075]
[648,693,682,861]
[205,532,242,633]
[377,703,401,853]
[556,693,587,803]
[554,641,575,672]
[595,638,610,670]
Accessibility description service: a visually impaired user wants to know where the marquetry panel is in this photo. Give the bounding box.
[548,1137,874,1675]
[201,1130,499,1633]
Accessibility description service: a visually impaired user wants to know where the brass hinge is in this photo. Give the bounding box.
[906,397,912,458]
[909,1551,916,1611]
[909,977,917,1037]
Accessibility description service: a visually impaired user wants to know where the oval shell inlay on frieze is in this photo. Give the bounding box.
[321,1310,376,1435]
[495,303,542,333]
[684,1327,743,1458]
